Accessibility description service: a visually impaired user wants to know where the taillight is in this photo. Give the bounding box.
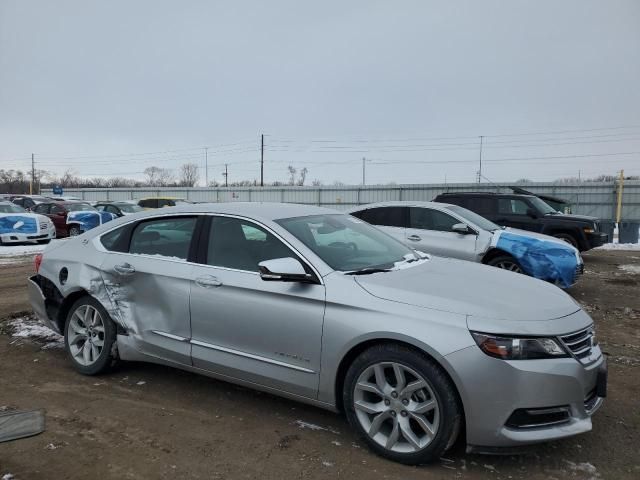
[34,253,43,273]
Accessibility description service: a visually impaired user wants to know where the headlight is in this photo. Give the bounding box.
[583,226,595,234]
[471,332,569,360]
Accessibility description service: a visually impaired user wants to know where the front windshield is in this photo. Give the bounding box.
[447,205,501,232]
[0,203,26,213]
[277,214,416,272]
[529,197,559,215]
[66,203,96,212]
[116,203,144,213]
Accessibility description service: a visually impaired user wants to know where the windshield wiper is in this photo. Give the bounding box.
[345,267,393,275]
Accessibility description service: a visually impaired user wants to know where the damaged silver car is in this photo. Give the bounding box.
[28,203,607,464]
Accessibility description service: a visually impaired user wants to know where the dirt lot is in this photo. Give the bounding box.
[0,250,639,479]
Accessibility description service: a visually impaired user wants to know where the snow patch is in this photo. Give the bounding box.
[564,460,601,479]
[619,264,640,274]
[596,243,640,251]
[7,316,63,349]
[2,474,15,480]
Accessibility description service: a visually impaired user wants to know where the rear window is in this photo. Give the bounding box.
[351,206,407,228]
[129,217,197,259]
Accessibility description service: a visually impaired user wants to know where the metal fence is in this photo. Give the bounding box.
[43,181,640,222]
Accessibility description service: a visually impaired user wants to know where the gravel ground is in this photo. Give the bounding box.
[0,249,638,479]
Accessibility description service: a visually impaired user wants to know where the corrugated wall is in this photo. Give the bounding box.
[42,181,640,221]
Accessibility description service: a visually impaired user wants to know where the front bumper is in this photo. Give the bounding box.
[0,229,55,244]
[586,232,608,249]
[444,344,606,449]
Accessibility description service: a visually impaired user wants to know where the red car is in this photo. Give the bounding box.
[31,201,97,237]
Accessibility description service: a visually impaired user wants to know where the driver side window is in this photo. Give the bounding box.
[207,217,297,272]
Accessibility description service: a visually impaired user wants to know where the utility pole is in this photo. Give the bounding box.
[223,164,228,187]
[613,170,624,244]
[30,153,35,194]
[260,134,264,187]
[362,157,366,185]
[477,136,484,183]
[204,147,209,187]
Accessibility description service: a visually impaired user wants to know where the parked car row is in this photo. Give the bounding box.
[29,201,607,465]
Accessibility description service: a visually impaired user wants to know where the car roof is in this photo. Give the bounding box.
[138,196,184,200]
[437,192,536,199]
[347,201,457,211]
[102,202,339,224]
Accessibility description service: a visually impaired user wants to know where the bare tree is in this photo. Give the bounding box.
[297,167,308,186]
[311,179,323,186]
[179,163,200,187]
[144,166,175,186]
[287,165,297,185]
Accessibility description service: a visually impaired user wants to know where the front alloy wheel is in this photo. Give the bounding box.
[353,362,440,453]
[344,344,461,465]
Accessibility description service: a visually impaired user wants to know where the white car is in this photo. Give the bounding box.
[0,201,55,245]
[348,201,583,288]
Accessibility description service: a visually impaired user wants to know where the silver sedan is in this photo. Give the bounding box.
[28,202,606,464]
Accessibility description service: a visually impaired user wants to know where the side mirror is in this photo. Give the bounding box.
[451,223,473,235]
[259,257,316,283]
[526,208,538,219]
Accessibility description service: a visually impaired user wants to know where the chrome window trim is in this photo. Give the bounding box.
[92,211,325,285]
[190,339,316,374]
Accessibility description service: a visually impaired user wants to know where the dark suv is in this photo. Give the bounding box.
[433,192,608,251]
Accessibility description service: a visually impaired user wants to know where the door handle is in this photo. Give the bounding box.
[113,263,136,275]
[407,234,422,241]
[195,275,223,288]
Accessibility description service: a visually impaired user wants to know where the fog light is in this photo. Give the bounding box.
[506,406,570,429]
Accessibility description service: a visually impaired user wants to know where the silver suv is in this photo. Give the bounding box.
[28,203,606,464]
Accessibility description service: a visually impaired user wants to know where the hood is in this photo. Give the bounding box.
[0,212,50,234]
[543,213,598,224]
[502,227,581,255]
[354,256,580,322]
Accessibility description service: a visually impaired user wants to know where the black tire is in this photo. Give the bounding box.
[64,296,118,375]
[553,233,579,249]
[343,343,461,465]
[68,225,81,237]
[486,254,523,274]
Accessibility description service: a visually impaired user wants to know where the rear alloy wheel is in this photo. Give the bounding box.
[64,297,118,375]
[487,254,523,273]
[344,344,461,465]
[68,225,81,237]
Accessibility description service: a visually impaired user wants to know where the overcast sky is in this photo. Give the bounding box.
[1,0,639,186]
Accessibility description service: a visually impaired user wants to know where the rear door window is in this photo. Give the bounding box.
[129,217,197,259]
[352,207,407,228]
[50,204,65,215]
[498,198,530,215]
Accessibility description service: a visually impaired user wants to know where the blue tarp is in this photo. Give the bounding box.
[493,231,579,288]
[0,215,38,234]
[67,211,116,232]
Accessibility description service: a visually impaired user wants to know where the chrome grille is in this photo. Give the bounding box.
[560,326,594,360]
